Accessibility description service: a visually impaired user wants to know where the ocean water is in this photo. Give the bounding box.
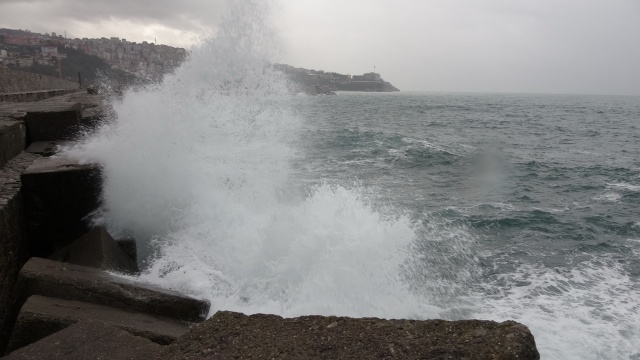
[66,2,640,359]
[291,91,640,359]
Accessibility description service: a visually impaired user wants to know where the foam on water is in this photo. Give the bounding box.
[137,184,446,318]
[607,182,640,192]
[593,192,623,203]
[474,256,640,360]
[66,1,640,359]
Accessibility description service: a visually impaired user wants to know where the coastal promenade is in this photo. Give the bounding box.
[0,82,540,359]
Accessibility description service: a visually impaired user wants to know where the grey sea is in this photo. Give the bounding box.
[292,91,640,359]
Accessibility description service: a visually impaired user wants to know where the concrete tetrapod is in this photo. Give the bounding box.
[20,156,101,257]
[2,321,162,360]
[7,295,191,352]
[48,227,138,274]
[23,102,81,142]
[14,258,210,323]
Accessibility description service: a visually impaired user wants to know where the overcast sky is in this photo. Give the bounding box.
[2,0,639,95]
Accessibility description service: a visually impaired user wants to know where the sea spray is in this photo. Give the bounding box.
[68,0,293,246]
[65,1,480,319]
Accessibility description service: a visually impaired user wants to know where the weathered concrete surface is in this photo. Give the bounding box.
[0,68,78,94]
[21,156,101,257]
[7,295,191,352]
[49,227,138,274]
[2,321,162,360]
[0,121,25,168]
[15,258,210,323]
[158,311,540,360]
[0,153,40,352]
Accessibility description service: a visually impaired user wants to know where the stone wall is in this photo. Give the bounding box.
[0,68,78,94]
[0,152,39,350]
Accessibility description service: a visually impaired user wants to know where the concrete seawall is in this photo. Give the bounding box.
[0,68,79,102]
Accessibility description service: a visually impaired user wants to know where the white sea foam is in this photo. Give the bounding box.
[607,182,640,192]
[593,192,623,203]
[474,257,640,359]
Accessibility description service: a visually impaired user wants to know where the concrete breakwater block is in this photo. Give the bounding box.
[7,295,191,352]
[115,236,138,264]
[158,311,540,360]
[21,156,101,257]
[25,141,68,157]
[0,120,25,168]
[15,258,210,323]
[0,152,40,352]
[2,321,162,360]
[23,102,81,142]
[49,227,138,274]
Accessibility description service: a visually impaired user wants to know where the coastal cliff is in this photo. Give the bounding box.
[336,79,399,92]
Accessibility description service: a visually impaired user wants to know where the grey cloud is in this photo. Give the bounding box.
[279,0,640,95]
[0,0,225,40]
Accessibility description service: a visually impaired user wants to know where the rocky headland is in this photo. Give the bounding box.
[275,63,400,94]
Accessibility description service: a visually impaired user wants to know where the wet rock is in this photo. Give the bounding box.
[7,295,190,352]
[2,321,162,360]
[158,311,540,360]
[15,258,210,323]
[49,227,138,274]
[21,156,101,257]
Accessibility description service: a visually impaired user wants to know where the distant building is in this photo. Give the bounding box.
[352,72,382,82]
[0,29,187,76]
[41,45,58,56]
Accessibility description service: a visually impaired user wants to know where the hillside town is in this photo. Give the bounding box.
[0,29,186,76]
[0,29,398,92]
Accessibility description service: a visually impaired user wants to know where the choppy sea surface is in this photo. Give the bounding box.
[292,91,640,359]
